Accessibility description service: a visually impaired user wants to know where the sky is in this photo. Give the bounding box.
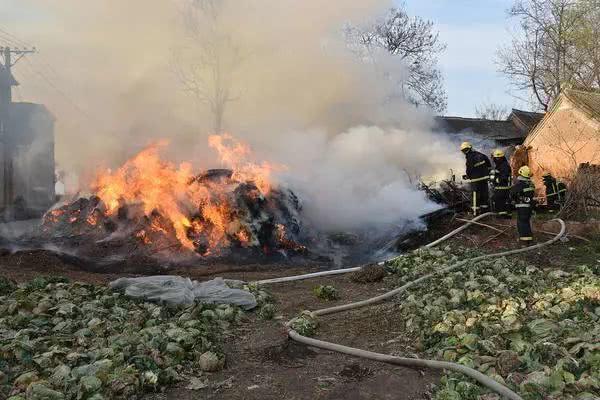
[403,0,528,116]
[0,0,528,118]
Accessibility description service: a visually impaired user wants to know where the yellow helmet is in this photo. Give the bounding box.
[460,142,472,151]
[518,165,532,178]
[493,149,505,158]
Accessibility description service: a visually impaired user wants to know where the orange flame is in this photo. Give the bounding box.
[89,134,282,253]
[208,133,283,194]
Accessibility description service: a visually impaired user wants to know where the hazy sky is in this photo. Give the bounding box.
[403,0,527,116]
[1,0,527,117]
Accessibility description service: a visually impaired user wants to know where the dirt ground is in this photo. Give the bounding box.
[1,212,598,400]
[145,275,441,400]
[0,250,441,400]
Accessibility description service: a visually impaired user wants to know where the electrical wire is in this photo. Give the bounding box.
[20,57,96,122]
[0,27,33,48]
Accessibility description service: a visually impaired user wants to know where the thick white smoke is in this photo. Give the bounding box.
[268,126,462,231]
[10,0,464,233]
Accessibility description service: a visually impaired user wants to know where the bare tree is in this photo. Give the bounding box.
[175,0,243,134]
[572,0,600,89]
[558,163,600,219]
[497,0,598,111]
[475,102,510,120]
[346,5,447,112]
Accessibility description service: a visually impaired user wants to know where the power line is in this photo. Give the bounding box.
[21,57,94,121]
[0,28,60,82]
[27,53,62,83]
[20,58,119,140]
[0,35,21,49]
[0,27,32,48]
[0,28,116,135]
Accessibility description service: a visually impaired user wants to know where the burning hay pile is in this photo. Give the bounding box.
[39,136,309,264]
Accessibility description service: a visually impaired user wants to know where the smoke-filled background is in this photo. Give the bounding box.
[7,0,463,232]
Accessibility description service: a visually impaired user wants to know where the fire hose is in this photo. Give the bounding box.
[254,212,495,286]
[253,214,567,400]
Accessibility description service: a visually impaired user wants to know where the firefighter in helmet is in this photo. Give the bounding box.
[542,172,567,211]
[511,166,536,244]
[542,172,559,211]
[461,142,491,215]
[489,149,512,218]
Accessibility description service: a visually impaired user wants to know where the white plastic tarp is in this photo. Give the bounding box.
[109,275,257,310]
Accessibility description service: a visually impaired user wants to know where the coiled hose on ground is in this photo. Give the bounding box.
[253,214,567,400]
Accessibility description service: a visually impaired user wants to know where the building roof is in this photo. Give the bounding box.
[7,102,55,146]
[434,116,524,142]
[508,109,545,132]
[0,64,18,87]
[564,88,600,121]
[523,88,600,146]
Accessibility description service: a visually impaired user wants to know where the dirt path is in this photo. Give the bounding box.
[2,213,597,399]
[147,275,441,400]
[0,251,440,400]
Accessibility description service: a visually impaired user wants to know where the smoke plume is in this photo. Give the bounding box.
[10,0,463,232]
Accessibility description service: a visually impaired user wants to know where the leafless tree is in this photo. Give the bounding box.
[497,0,599,111]
[558,163,600,219]
[573,0,600,89]
[475,102,510,120]
[175,0,243,134]
[346,5,447,112]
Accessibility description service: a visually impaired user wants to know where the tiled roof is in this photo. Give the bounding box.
[564,88,600,121]
[509,109,545,132]
[434,116,523,141]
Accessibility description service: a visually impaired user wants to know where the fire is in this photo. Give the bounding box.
[135,229,151,245]
[86,213,98,226]
[85,134,280,254]
[208,133,281,194]
[45,209,64,224]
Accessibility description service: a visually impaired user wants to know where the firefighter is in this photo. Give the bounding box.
[511,165,536,244]
[461,142,491,215]
[542,172,559,211]
[489,149,512,218]
[557,180,568,204]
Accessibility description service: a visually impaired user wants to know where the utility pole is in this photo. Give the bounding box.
[0,46,36,214]
[1,46,36,101]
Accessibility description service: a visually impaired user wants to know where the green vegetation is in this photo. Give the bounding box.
[0,276,245,399]
[289,314,318,337]
[257,303,277,320]
[386,248,600,400]
[313,285,340,301]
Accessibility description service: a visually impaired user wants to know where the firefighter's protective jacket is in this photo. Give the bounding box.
[543,175,558,199]
[543,175,567,202]
[490,157,512,189]
[465,150,491,182]
[511,176,536,208]
[557,181,567,199]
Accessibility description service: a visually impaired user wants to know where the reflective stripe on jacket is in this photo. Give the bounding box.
[465,150,491,181]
